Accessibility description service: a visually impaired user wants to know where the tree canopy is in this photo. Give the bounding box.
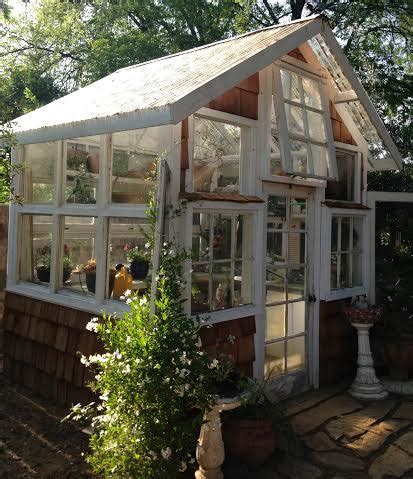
[0,0,412,187]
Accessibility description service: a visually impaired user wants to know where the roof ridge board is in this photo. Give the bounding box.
[115,14,321,74]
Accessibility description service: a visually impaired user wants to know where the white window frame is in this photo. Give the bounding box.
[7,131,168,316]
[183,200,265,325]
[320,206,369,301]
[186,107,258,196]
[272,60,338,180]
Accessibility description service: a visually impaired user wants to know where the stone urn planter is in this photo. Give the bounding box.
[344,305,388,400]
[195,395,241,479]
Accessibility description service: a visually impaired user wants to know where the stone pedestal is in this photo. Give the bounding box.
[195,396,241,479]
[349,322,388,400]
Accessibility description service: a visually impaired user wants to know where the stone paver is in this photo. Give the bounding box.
[392,402,413,420]
[396,430,413,455]
[291,394,361,435]
[325,400,396,440]
[368,444,413,479]
[277,458,323,479]
[311,451,365,472]
[344,420,408,457]
[304,432,337,452]
[287,383,347,416]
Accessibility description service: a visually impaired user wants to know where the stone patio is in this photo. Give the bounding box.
[224,383,413,479]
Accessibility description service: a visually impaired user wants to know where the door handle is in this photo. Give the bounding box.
[308,294,316,303]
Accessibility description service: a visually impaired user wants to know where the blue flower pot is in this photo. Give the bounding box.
[129,260,149,280]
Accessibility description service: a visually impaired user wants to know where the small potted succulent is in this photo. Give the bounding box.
[124,244,150,280]
[82,259,116,295]
[35,244,73,283]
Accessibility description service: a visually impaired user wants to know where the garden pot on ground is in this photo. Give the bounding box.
[129,260,149,280]
[222,417,276,467]
[86,272,115,296]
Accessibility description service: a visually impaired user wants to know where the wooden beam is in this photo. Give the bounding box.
[333,90,358,104]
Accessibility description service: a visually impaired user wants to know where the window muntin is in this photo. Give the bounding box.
[272,65,335,178]
[191,211,253,314]
[111,128,163,204]
[330,215,363,290]
[65,136,100,204]
[23,143,56,203]
[193,116,241,194]
[19,214,53,285]
[265,195,307,379]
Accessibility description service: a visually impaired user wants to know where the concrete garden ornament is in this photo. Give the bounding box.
[344,296,388,400]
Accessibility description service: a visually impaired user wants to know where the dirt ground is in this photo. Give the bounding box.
[0,377,93,478]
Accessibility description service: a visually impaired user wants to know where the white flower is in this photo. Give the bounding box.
[163,377,170,384]
[80,355,90,367]
[179,461,187,472]
[124,289,132,297]
[99,393,109,402]
[208,359,219,369]
[123,364,131,374]
[126,336,131,343]
[139,297,148,305]
[86,320,99,333]
[161,447,172,460]
[126,298,132,305]
[227,334,236,344]
[148,450,157,460]
[145,242,150,249]
[174,386,185,397]
[196,337,202,348]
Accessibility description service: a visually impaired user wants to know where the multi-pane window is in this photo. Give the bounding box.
[330,215,363,290]
[265,196,307,378]
[23,143,56,203]
[272,65,336,178]
[326,149,356,201]
[193,116,241,193]
[191,212,253,314]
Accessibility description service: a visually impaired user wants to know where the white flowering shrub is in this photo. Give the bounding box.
[71,241,217,478]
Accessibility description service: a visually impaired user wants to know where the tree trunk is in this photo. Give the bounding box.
[290,0,306,20]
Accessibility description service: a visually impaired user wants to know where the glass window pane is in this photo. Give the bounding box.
[265,341,285,378]
[353,217,363,251]
[288,232,306,265]
[331,253,338,289]
[108,217,151,301]
[286,336,305,372]
[339,252,350,288]
[331,217,339,252]
[65,136,100,204]
[212,262,231,310]
[267,231,287,263]
[266,305,285,341]
[280,69,301,103]
[213,214,232,260]
[290,198,307,221]
[193,117,240,193]
[234,260,252,306]
[192,264,210,314]
[311,144,328,177]
[285,105,305,136]
[111,127,162,204]
[290,140,308,174]
[270,101,282,175]
[19,214,53,285]
[192,212,210,262]
[287,301,305,336]
[24,143,56,203]
[307,111,326,142]
[287,267,305,301]
[326,150,354,201]
[341,217,350,251]
[266,267,286,303]
[302,76,322,109]
[62,216,97,296]
[352,253,363,287]
[268,196,287,229]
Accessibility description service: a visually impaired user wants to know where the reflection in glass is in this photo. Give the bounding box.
[265,342,285,377]
[285,105,305,136]
[266,266,286,303]
[280,69,300,103]
[290,140,308,174]
[24,143,56,203]
[352,253,363,287]
[267,231,287,263]
[193,117,241,193]
[287,267,305,300]
[212,262,231,310]
[266,305,285,341]
[302,76,321,109]
[287,301,305,335]
[307,111,326,142]
[213,214,232,260]
[192,264,210,314]
[234,261,252,306]
[311,144,328,177]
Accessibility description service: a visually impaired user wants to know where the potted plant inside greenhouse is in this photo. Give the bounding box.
[82,259,116,295]
[35,244,73,284]
[125,244,150,280]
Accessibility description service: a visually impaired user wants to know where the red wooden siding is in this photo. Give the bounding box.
[330,101,357,145]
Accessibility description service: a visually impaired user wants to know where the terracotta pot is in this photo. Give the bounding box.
[222,417,276,466]
[382,339,413,381]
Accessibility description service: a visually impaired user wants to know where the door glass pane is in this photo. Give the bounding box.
[353,217,363,251]
[287,267,305,300]
[65,136,100,204]
[311,144,328,177]
[19,214,53,285]
[287,336,305,372]
[285,105,305,136]
[234,261,252,306]
[290,198,307,221]
[62,216,97,296]
[302,76,321,109]
[339,252,350,288]
[266,267,286,303]
[24,143,56,203]
[287,301,305,336]
[331,253,338,289]
[290,140,308,174]
[307,111,326,142]
[288,232,306,264]
[331,217,339,252]
[266,305,285,341]
[265,341,285,378]
[280,69,301,103]
[267,231,287,263]
[268,196,287,229]
[193,117,241,194]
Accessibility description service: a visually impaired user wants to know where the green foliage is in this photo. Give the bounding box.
[0,121,23,204]
[368,163,413,192]
[125,245,150,263]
